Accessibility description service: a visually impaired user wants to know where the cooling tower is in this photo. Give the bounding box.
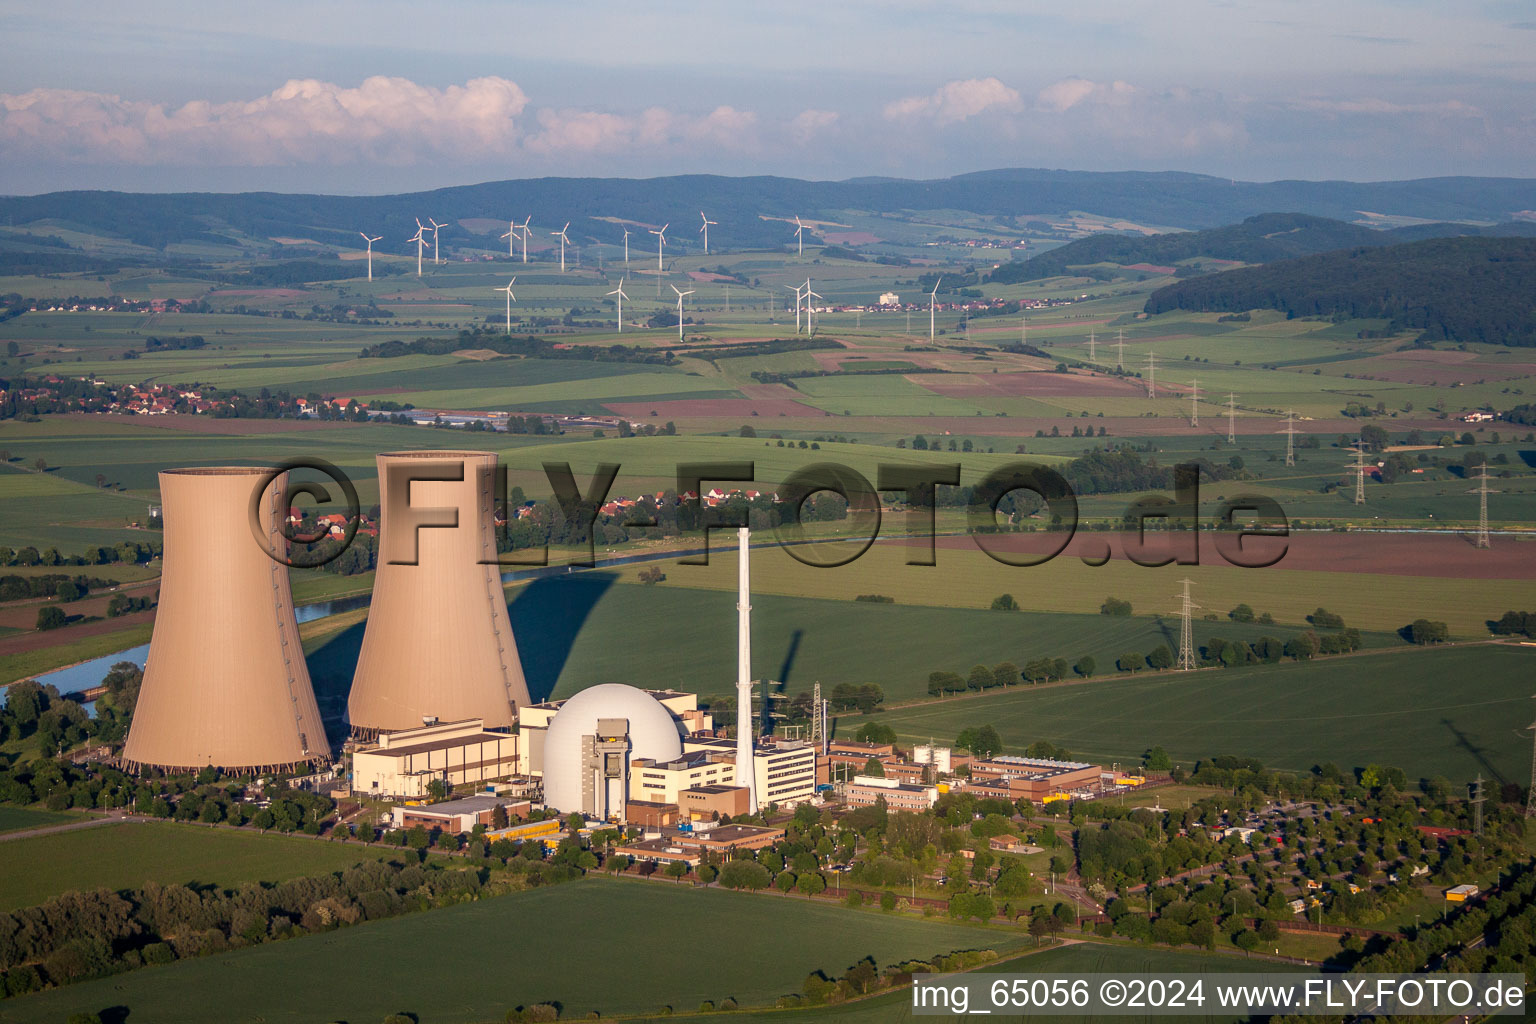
[347,450,530,737]
[122,468,327,774]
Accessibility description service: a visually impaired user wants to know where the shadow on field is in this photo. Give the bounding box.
[306,622,366,742]
[1440,717,1507,786]
[508,572,616,703]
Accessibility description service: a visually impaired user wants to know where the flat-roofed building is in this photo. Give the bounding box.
[883,762,930,786]
[679,783,751,820]
[846,774,939,811]
[632,749,737,804]
[968,755,1100,800]
[352,719,519,798]
[827,739,895,758]
[391,795,530,833]
[687,737,817,808]
[624,800,681,828]
[612,837,701,867]
[682,822,785,854]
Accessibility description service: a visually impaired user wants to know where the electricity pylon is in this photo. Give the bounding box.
[1175,579,1198,671]
[1227,393,1237,444]
[1468,464,1498,549]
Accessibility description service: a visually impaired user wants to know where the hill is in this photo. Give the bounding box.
[3,169,1536,251]
[1143,235,1536,347]
[987,213,1391,283]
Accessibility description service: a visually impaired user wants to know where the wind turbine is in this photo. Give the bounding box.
[700,211,718,255]
[607,277,629,333]
[552,222,570,272]
[671,284,695,342]
[804,281,822,334]
[408,219,427,277]
[495,277,517,333]
[622,227,631,266]
[793,216,804,256]
[359,232,382,282]
[500,219,517,257]
[518,216,531,263]
[929,276,941,341]
[650,222,668,285]
[785,283,805,333]
[428,218,444,264]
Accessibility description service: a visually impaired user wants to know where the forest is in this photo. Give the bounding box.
[1143,236,1536,347]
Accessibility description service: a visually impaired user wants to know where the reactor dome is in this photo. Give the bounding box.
[542,684,684,816]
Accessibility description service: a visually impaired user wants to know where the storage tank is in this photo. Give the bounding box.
[122,467,327,773]
[348,450,530,737]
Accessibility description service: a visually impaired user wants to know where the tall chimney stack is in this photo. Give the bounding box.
[735,527,757,812]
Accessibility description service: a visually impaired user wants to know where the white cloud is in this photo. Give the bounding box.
[1036,77,1136,113]
[883,77,1023,123]
[790,108,839,143]
[0,77,766,167]
[0,76,531,165]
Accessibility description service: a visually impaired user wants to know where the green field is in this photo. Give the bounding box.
[0,822,393,911]
[0,806,80,834]
[0,877,1032,1024]
[626,943,1312,1024]
[874,643,1536,782]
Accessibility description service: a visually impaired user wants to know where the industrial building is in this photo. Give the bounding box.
[350,719,520,798]
[964,755,1101,801]
[391,794,530,833]
[348,451,532,738]
[633,749,736,804]
[538,683,687,819]
[846,775,939,811]
[612,821,786,866]
[684,736,818,808]
[122,468,327,775]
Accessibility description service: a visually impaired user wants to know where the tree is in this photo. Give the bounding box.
[1408,619,1449,645]
[855,722,896,745]
[637,566,666,585]
[927,671,963,697]
[967,664,993,691]
[1229,603,1255,623]
[1145,645,1174,671]
[1116,651,1143,673]
[35,606,66,631]
[1100,596,1133,616]
[33,458,47,472]
[862,757,886,778]
[956,724,1002,759]
[739,424,757,437]
[665,859,689,881]
[992,661,1020,688]
[719,860,771,890]
[54,580,81,602]
[990,593,1019,611]
[1144,746,1172,772]
[797,872,826,898]
[1073,656,1096,678]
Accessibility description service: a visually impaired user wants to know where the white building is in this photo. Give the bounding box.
[351,719,519,799]
[878,292,900,307]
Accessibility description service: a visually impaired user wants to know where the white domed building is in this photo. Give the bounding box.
[539,684,685,819]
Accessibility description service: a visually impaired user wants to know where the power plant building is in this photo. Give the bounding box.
[536,684,688,819]
[350,719,520,798]
[348,451,531,738]
[122,468,327,775]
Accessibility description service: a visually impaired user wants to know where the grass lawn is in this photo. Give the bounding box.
[0,822,394,912]
[0,876,1031,1024]
[873,643,1536,782]
[626,942,1313,1024]
[0,806,81,834]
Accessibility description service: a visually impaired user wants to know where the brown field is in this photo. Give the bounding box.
[920,370,1145,398]
[204,288,308,300]
[685,272,736,282]
[1350,351,1536,385]
[912,530,1535,580]
[606,397,826,418]
[0,605,155,659]
[1124,262,1177,274]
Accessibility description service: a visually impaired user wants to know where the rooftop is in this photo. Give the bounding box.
[402,795,513,816]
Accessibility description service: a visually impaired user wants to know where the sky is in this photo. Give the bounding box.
[1,0,1533,195]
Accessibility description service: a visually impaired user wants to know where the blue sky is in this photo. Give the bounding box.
[2,0,1532,194]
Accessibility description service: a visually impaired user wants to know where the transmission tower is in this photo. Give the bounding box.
[1526,701,1536,820]
[1467,465,1498,549]
[1021,313,1027,346]
[1116,327,1125,370]
[1470,775,1486,835]
[1145,351,1156,398]
[1088,329,1096,362]
[1280,410,1298,466]
[1175,578,1198,671]
[1189,378,1200,427]
[1227,393,1237,444]
[1351,444,1367,505]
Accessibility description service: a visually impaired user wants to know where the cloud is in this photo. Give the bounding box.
[790,108,839,143]
[882,77,1022,123]
[0,76,531,165]
[1036,77,1136,113]
[1026,78,1249,157]
[1288,97,1482,117]
[0,77,765,166]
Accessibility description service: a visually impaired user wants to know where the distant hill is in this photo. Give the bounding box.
[2,169,1536,251]
[988,212,1536,284]
[987,213,1391,283]
[1143,236,1536,347]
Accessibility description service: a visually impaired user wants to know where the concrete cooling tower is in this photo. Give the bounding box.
[347,451,530,737]
[122,468,327,774]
